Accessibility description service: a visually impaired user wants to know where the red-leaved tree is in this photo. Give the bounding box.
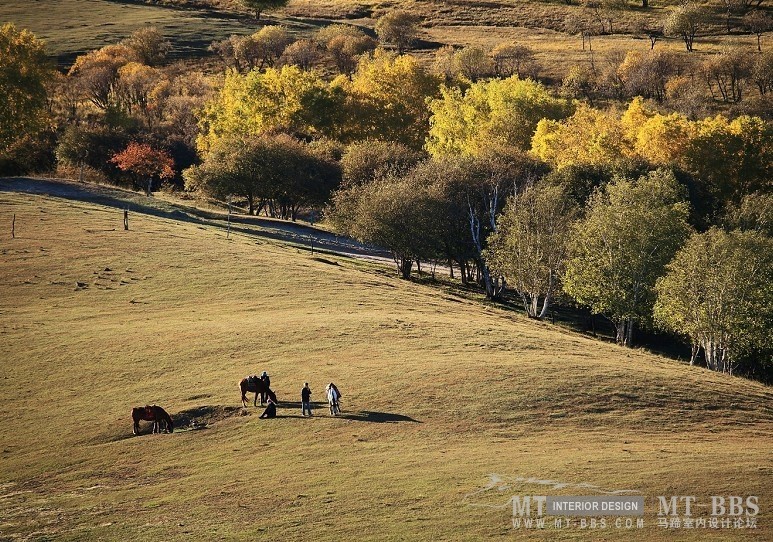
[110,142,174,195]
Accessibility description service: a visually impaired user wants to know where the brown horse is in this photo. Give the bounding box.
[132,405,174,435]
[240,376,277,407]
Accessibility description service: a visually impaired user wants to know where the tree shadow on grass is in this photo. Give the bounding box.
[99,405,246,442]
[173,405,244,428]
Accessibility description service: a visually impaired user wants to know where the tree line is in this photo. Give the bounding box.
[1,16,770,381]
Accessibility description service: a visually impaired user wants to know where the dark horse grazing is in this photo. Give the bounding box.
[240,376,277,407]
[132,405,174,435]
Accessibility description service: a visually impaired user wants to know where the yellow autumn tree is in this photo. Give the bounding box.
[683,114,772,204]
[196,66,342,154]
[621,99,693,166]
[530,104,632,169]
[427,75,572,156]
[0,24,53,157]
[334,49,440,149]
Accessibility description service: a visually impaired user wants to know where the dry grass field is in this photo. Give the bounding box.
[0,185,771,540]
[0,0,314,66]
[2,0,766,78]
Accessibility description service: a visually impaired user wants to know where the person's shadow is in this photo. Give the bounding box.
[339,411,421,423]
[275,402,421,423]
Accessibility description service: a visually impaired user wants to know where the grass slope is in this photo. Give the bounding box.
[3,0,764,78]
[0,189,771,540]
[0,0,311,66]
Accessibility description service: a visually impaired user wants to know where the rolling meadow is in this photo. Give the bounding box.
[2,0,772,539]
[0,187,771,540]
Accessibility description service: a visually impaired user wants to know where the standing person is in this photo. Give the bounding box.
[301,382,312,416]
[326,383,342,415]
[260,371,270,405]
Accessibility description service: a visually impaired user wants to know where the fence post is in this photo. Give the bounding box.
[12,214,15,239]
[124,208,129,231]
[227,198,232,240]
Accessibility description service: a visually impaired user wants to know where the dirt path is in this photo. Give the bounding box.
[0,177,397,267]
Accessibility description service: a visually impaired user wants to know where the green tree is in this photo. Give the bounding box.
[0,24,52,161]
[561,64,598,105]
[427,76,572,156]
[56,125,92,182]
[328,175,435,278]
[486,184,579,319]
[186,133,339,219]
[654,229,773,374]
[726,192,773,236]
[420,150,544,296]
[564,169,693,346]
[240,0,289,20]
[340,140,423,188]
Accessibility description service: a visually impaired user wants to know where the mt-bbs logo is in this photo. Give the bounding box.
[658,496,759,516]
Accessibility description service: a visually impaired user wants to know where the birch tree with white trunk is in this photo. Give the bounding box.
[563,169,692,346]
[485,184,579,319]
[654,228,773,375]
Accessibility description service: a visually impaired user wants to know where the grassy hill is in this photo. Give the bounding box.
[0,185,771,540]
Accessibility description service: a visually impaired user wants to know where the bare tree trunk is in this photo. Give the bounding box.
[537,273,554,320]
[703,339,716,371]
[615,321,625,345]
[400,257,413,279]
[521,293,531,316]
[615,318,633,346]
[690,343,699,366]
[457,259,468,285]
